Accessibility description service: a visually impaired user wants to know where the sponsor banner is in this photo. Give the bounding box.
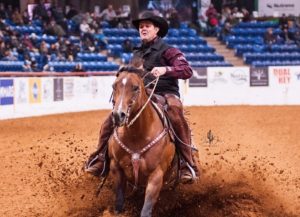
[258,0,300,16]
[189,68,207,87]
[42,77,53,102]
[15,78,29,104]
[269,66,291,85]
[54,78,64,101]
[250,67,269,87]
[0,79,14,105]
[64,77,75,100]
[208,67,249,87]
[29,78,42,104]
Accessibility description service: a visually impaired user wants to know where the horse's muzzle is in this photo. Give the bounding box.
[112,110,126,126]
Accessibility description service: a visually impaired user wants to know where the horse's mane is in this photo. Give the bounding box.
[117,56,147,78]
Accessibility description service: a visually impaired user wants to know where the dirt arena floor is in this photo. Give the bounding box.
[0,106,299,217]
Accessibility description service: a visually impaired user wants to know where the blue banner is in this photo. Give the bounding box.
[0,79,14,105]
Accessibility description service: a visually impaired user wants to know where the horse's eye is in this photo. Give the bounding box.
[132,85,139,92]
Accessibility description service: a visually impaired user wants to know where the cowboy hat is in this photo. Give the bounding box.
[132,11,169,38]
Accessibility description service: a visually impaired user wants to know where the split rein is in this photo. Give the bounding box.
[126,72,159,127]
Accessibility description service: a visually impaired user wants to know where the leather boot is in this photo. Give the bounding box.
[164,94,200,183]
[85,114,114,177]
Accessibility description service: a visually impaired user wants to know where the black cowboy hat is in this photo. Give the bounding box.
[132,11,169,38]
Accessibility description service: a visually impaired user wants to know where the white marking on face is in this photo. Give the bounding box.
[117,78,127,112]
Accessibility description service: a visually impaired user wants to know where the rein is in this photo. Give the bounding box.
[126,76,160,127]
[113,127,168,189]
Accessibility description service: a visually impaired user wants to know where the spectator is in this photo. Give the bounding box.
[73,63,85,72]
[94,29,107,50]
[0,3,8,19]
[99,4,117,27]
[80,19,94,42]
[280,27,293,44]
[65,4,78,19]
[241,7,250,22]
[219,21,232,40]
[293,31,300,47]
[1,49,17,61]
[167,8,180,28]
[33,0,49,22]
[45,19,66,37]
[115,5,131,28]
[23,60,32,72]
[12,9,23,25]
[22,10,30,25]
[264,28,277,45]
[31,59,40,72]
[122,38,133,53]
[279,14,288,30]
[205,4,219,36]
[205,4,218,22]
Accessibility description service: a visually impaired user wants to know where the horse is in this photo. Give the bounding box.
[107,65,176,217]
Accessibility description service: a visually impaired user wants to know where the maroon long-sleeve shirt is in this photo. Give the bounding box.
[163,47,193,80]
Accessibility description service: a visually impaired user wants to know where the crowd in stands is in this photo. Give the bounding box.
[202,3,300,47]
[1,1,300,71]
[0,1,185,72]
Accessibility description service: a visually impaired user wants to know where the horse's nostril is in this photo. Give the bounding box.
[112,111,126,125]
[120,112,126,120]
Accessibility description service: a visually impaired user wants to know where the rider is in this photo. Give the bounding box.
[85,11,199,183]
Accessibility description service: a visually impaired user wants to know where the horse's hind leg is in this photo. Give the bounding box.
[141,169,163,217]
[111,160,126,213]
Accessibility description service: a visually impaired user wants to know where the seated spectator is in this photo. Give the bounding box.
[220,21,232,40]
[33,0,49,22]
[73,63,85,72]
[31,59,40,72]
[12,8,23,25]
[122,38,133,53]
[1,50,17,61]
[264,28,277,46]
[241,7,250,22]
[65,4,78,20]
[280,27,293,44]
[293,31,300,47]
[45,19,66,37]
[23,60,32,72]
[80,19,94,42]
[279,14,288,30]
[167,8,180,28]
[94,29,107,50]
[22,10,30,25]
[0,3,8,19]
[115,5,131,28]
[99,4,117,27]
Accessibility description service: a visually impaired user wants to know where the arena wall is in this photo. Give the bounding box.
[1,66,300,120]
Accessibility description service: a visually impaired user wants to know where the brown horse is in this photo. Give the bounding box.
[108,66,175,217]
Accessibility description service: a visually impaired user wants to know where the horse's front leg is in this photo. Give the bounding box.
[110,160,126,213]
[141,168,163,217]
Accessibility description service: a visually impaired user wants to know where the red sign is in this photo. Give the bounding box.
[273,68,291,84]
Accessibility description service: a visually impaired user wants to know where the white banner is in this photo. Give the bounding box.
[258,0,300,16]
[1,68,300,120]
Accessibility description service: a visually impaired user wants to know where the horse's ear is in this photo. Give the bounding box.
[130,56,148,78]
[130,56,144,70]
[116,65,126,77]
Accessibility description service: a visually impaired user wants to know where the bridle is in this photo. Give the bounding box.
[112,72,160,128]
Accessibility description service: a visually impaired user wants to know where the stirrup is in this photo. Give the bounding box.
[180,163,197,184]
